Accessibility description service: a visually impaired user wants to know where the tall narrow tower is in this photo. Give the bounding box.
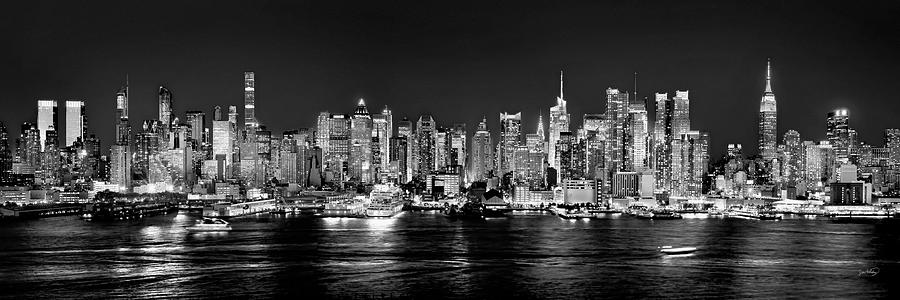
[548,70,569,172]
[758,58,778,161]
[243,72,257,131]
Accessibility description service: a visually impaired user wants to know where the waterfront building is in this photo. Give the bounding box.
[670,131,709,197]
[562,179,597,204]
[612,171,640,198]
[759,59,778,161]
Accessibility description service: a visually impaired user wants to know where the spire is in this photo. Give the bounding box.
[537,111,545,139]
[633,71,638,103]
[559,70,564,100]
[765,58,773,93]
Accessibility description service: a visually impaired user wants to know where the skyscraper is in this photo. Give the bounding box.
[826,109,851,162]
[670,131,709,197]
[158,86,173,130]
[416,114,436,176]
[243,71,257,130]
[0,121,11,185]
[604,88,628,175]
[759,58,778,161]
[64,100,86,147]
[627,104,649,171]
[470,117,493,181]
[184,111,206,145]
[397,117,414,180]
[783,130,803,188]
[372,106,393,178]
[350,99,373,183]
[885,128,900,166]
[37,100,58,152]
[212,109,233,180]
[548,71,569,172]
[498,112,521,176]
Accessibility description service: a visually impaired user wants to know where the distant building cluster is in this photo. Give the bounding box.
[1,60,899,205]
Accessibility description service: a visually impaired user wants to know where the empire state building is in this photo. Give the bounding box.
[758,58,777,161]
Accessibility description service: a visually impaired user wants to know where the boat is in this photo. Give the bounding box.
[186,217,232,231]
[634,209,683,220]
[660,246,698,255]
[725,208,781,220]
[557,208,596,219]
[366,200,404,217]
[366,185,404,217]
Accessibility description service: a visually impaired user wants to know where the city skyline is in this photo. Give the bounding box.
[2,1,900,159]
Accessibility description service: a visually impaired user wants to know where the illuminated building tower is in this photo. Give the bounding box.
[783,130,803,189]
[64,100,86,147]
[670,131,709,197]
[327,114,351,182]
[277,131,299,184]
[449,123,467,175]
[885,128,900,166]
[316,112,330,153]
[672,91,691,139]
[111,80,132,191]
[37,100,58,152]
[435,127,448,171]
[389,136,408,183]
[556,132,576,180]
[627,103,649,172]
[350,99,373,183]
[548,71,569,172]
[470,117,493,182]
[397,117,414,180]
[804,141,835,192]
[0,122,11,185]
[372,106,392,180]
[653,91,689,191]
[826,109,851,162]
[184,111,206,146]
[415,114,436,176]
[135,120,162,185]
[604,88,628,175]
[525,116,546,188]
[499,112,522,176]
[243,71,257,130]
[212,109,233,180]
[158,85,173,143]
[759,58,778,161]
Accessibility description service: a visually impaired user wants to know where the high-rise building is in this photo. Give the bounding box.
[326,114,351,182]
[826,109,851,162]
[804,141,835,191]
[243,71,257,130]
[627,104,649,171]
[759,58,778,161]
[783,130,803,188]
[556,131,577,180]
[449,123,467,173]
[498,112,522,176]
[184,111,206,145]
[37,100,58,152]
[372,106,393,178]
[389,136,408,183]
[158,86,173,133]
[115,83,131,145]
[64,100,86,147]
[470,117,493,182]
[548,71,569,172]
[0,121,11,185]
[885,128,900,166]
[212,112,233,180]
[416,114,436,176]
[604,88,628,175]
[670,131,709,197]
[397,117,414,180]
[350,99,373,183]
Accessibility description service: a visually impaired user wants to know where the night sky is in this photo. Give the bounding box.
[2,0,899,158]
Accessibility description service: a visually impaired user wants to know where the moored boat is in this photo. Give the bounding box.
[660,246,698,255]
[186,217,232,232]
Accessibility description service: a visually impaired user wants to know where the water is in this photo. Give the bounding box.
[1,212,899,299]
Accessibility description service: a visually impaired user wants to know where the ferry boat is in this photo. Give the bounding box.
[366,185,404,217]
[634,209,683,220]
[366,200,403,217]
[725,208,782,220]
[186,217,232,232]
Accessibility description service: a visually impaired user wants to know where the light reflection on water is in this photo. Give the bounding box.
[0,212,898,298]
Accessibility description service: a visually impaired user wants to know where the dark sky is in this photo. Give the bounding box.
[2,0,899,158]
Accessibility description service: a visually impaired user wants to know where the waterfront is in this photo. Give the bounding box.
[1,212,899,299]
